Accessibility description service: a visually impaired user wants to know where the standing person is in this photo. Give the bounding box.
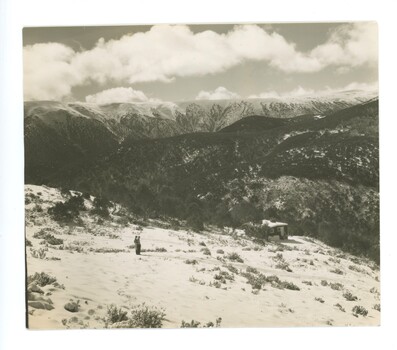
[134,235,141,255]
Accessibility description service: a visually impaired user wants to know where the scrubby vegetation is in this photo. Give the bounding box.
[352,305,368,317]
[129,304,166,328]
[226,252,244,263]
[104,303,166,328]
[180,317,222,328]
[28,272,57,287]
[48,194,86,224]
[343,291,358,301]
[105,305,128,324]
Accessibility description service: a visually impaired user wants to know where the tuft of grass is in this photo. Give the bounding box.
[181,317,222,328]
[90,247,126,254]
[334,303,346,312]
[141,247,168,253]
[315,297,325,303]
[216,249,225,254]
[30,248,47,259]
[373,303,381,312]
[275,261,292,272]
[180,319,201,328]
[321,280,329,286]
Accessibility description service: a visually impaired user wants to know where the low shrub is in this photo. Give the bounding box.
[107,303,166,328]
[216,249,225,254]
[90,248,126,254]
[334,303,346,312]
[105,305,129,324]
[27,272,56,287]
[225,264,239,274]
[214,271,234,284]
[266,275,281,284]
[330,282,344,291]
[352,305,368,317]
[44,234,63,245]
[241,271,267,290]
[200,247,211,256]
[328,257,341,264]
[181,317,222,328]
[210,280,222,288]
[343,291,358,301]
[30,248,47,259]
[330,268,344,275]
[246,266,258,274]
[348,265,366,273]
[275,261,292,272]
[129,303,166,328]
[185,259,198,265]
[373,303,381,312]
[180,319,201,328]
[141,247,168,253]
[278,281,300,291]
[226,252,244,263]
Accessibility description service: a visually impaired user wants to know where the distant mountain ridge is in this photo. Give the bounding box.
[25,89,377,139]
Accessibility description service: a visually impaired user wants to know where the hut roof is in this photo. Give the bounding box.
[261,219,288,228]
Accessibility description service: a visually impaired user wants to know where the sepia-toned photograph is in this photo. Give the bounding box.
[23,22,379,330]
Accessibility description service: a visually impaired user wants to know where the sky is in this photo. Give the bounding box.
[23,22,378,103]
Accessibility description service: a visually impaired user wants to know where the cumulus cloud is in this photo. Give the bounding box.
[85,87,158,104]
[310,22,378,69]
[23,23,378,101]
[196,86,240,100]
[23,43,83,100]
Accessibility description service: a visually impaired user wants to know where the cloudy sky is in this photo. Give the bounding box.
[23,22,378,103]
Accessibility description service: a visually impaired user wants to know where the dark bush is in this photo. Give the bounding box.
[92,196,111,218]
[48,194,85,224]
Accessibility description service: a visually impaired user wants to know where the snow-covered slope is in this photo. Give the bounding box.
[26,185,380,329]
